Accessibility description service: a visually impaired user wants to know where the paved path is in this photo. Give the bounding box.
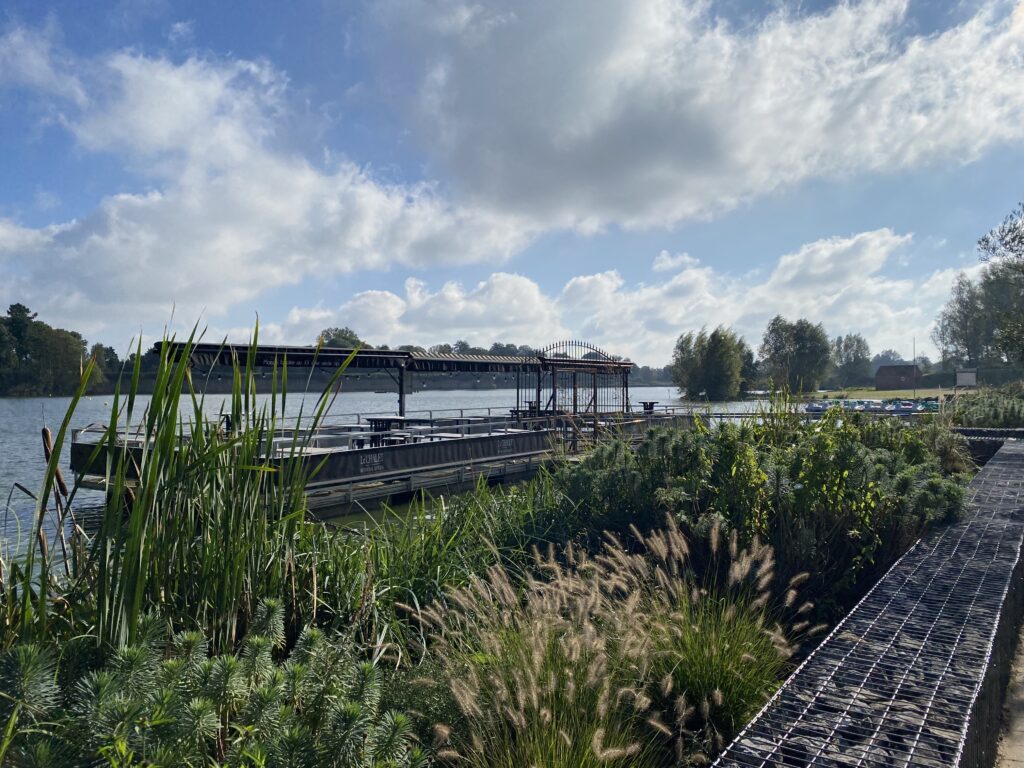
[715,441,1024,768]
[996,622,1024,766]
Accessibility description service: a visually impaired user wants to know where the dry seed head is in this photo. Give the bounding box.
[661,673,673,696]
[435,748,462,762]
[628,523,644,545]
[808,623,829,636]
[433,723,452,747]
[559,729,572,748]
[788,572,810,589]
[784,589,798,608]
[709,522,720,556]
[700,698,710,719]
[792,620,810,634]
[741,653,756,664]
[729,529,738,560]
[674,694,690,721]
[712,688,724,707]
[647,716,673,737]
[648,531,669,563]
[450,678,481,718]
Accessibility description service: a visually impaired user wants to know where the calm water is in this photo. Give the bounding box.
[1,385,694,554]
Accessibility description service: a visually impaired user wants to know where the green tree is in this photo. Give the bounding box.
[319,326,364,347]
[759,316,831,392]
[979,200,1024,270]
[832,333,872,387]
[0,305,89,396]
[671,326,745,400]
[934,202,1024,365]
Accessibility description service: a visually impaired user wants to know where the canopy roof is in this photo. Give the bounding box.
[163,342,634,375]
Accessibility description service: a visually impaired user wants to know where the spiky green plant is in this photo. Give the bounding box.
[0,600,428,767]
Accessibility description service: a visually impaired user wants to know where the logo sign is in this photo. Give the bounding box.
[359,452,385,473]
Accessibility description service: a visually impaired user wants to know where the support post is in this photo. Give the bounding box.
[398,364,406,416]
[551,365,558,414]
[536,367,542,414]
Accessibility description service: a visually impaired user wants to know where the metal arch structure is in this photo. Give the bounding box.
[537,339,618,362]
[524,339,633,416]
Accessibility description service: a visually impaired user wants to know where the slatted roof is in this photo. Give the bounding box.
[163,342,633,375]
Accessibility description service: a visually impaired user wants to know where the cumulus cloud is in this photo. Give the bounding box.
[0,23,86,104]
[248,272,567,349]
[368,0,1024,230]
[247,229,962,364]
[652,250,698,272]
[0,29,530,336]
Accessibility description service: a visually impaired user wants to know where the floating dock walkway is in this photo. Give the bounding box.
[715,440,1024,768]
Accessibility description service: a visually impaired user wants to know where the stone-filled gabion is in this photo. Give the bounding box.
[715,441,1024,768]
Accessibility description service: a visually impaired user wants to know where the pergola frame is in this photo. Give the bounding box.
[167,341,633,416]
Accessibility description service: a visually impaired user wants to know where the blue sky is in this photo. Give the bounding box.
[1,0,1023,364]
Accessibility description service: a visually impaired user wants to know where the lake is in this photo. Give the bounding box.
[2,385,703,554]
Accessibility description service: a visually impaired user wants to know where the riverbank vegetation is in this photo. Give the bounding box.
[0,336,974,766]
[949,383,1024,428]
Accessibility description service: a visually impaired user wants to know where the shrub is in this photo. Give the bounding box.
[0,600,427,767]
[418,519,812,767]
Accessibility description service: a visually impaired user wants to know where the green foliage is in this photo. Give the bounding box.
[950,384,1024,428]
[831,333,872,387]
[0,304,99,397]
[319,327,365,348]
[759,316,832,392]
[555,407,968,615]
[671,326,747,401]
[0,602,427,767]
[0,330,560,660]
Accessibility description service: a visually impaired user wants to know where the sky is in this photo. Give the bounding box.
[1,0,1023,366]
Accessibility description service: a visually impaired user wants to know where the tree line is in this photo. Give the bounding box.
[0,304,122,397]
[671,199,1024,401]
[319,326,673,386]
[671,319,938,400]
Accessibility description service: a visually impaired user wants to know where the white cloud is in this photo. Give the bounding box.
[368,0,1024,230]
[248,272,567,349]
[245,229,962,364]
[167,20,195,44]
[652,250,698,272]
[0,38,530,335]
[0,24,86,105]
